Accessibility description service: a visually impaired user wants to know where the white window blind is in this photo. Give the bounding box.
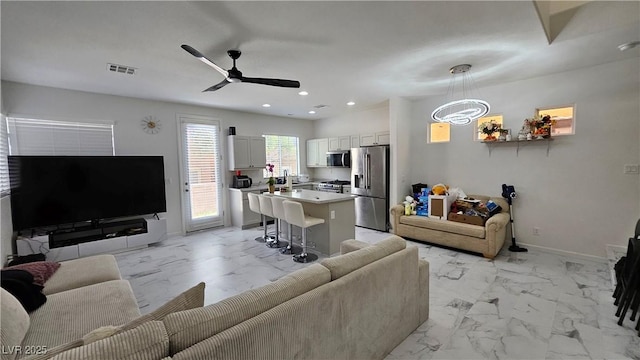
[0,114,10,196]
[7,117,114,156]
[263,135,299,177]
[183,122,222,219]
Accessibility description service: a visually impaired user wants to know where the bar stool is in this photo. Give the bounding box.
[258,195,285,248]
[247,193,272,243]
[270,197,300,254]
[283,200,324,263]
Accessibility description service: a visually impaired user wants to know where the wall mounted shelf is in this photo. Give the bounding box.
[482,138,553,156]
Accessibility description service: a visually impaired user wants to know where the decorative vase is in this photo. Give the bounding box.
[268,185,275,193]
[484,134,497,141]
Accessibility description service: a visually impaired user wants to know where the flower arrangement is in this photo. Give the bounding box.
[478,120,502,140]
[266,163,275,186]
[525,115,556,138]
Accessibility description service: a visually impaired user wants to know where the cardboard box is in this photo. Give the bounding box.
[448,212,486,226]
[428,195,448,220]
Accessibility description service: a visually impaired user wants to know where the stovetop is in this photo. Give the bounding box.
[321,180,350,185]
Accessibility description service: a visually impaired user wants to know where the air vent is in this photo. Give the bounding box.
[107,63,136,75]
[313,104,329,109]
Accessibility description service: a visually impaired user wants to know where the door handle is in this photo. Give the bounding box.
[365,154,371,189]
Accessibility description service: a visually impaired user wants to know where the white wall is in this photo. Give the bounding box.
[389,97,412,206]
[1,96,13,265]
[409,58,639,258]
[1,81,314,237]
[313,102,389,181]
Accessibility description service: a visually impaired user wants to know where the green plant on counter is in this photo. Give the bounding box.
[266,163,275,186]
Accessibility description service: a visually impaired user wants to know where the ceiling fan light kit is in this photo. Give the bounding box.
[431,64,490,126]
[181,44,300,92]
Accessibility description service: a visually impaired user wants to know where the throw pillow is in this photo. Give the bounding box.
[5,261,61,286]
[0,269,47,312]
[118,282,205,333]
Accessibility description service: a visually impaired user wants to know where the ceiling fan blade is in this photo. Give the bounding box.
[203,79,231,92]
[181,44,229,78]
[239,77,300,88]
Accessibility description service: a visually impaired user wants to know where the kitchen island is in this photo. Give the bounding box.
[266,189,356,256]
[228,182,318,229]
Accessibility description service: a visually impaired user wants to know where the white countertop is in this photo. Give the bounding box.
[266,189,355,204]
[229,182,318,192]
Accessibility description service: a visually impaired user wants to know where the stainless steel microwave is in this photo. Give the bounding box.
[327,150,350,167]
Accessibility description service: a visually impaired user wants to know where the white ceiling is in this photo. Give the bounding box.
[1,1,639,120]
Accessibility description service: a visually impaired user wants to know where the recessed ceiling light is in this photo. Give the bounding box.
[347,101,355,106]
[308,110,316,114]
[298,91,309,96]
[262,103,271,108]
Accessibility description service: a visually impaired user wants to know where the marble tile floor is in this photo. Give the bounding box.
[114,226,639,360]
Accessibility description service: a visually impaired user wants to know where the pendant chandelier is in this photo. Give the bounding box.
[431,64,490,126]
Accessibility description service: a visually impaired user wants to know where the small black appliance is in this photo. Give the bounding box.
[233,175,252,188]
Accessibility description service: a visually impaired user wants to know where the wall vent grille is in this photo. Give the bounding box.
[313,104,329,109]
[107,63,137,75]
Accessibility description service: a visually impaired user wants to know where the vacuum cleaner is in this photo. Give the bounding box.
[501,184,528,252]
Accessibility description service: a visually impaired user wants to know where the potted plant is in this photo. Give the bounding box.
[266,163,275,193]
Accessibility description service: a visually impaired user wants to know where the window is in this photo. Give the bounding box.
[0,115,9,196]
[475,115,504,141]
[536,105,575,135]
[7,117,114,156]
[263,135,299,177]
[428,123,450,143]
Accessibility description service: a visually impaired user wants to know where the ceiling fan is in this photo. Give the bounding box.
[181,44,301,92]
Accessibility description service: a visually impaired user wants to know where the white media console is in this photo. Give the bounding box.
[16,218,167,261]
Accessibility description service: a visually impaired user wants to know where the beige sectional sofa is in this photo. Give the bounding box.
[391,194,510,259]
[1,254,143,360]
[1,235,429,360]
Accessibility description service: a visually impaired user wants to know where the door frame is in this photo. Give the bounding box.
[176,113,225,234]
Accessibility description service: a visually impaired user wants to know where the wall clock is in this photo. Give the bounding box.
[141,116,161,134]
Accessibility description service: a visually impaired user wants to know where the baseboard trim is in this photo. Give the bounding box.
[516,242,607,264]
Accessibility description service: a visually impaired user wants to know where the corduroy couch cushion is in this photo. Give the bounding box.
[49,321,169,360]
[320,235,406,280]
[20,282,205,360]
[169,246,423,360]
[163,263,331,354]
[20,280,140,353]
[42,255,121,296]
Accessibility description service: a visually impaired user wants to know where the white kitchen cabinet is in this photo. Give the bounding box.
[229,189,261,229]
[328,136,351,151]
[228,135,266,170]
[350,135,360,148]
[306,138,328,167]
[376,131,390,145]
[360,131,390,146]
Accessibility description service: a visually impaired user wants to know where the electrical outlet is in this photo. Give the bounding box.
[624,164,639,174]
[532,227,540,236]
[330,210,335,219]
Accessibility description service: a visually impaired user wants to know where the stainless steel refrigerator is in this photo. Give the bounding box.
[351,145,390,231]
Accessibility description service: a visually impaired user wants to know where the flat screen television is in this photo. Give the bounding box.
[9,156,167,232]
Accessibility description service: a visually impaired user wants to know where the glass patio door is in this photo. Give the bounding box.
[178,115,223,232]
